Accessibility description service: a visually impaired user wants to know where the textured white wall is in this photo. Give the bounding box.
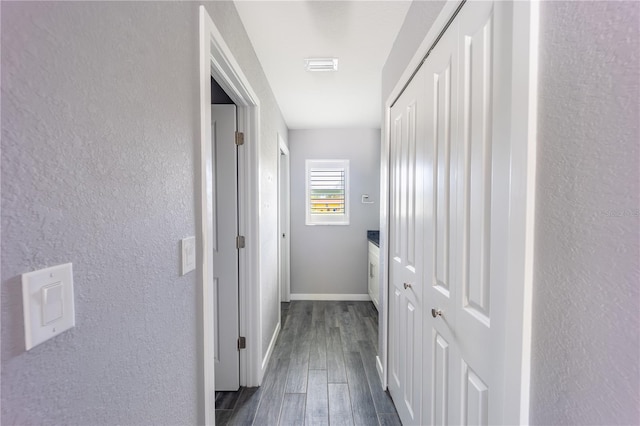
[289,129,380,296]
[531,2,639,424]
[0,1,287,423]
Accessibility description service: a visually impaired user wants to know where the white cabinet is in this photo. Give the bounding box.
[368,241,379,310]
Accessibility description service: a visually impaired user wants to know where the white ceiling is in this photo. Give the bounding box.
[234,1,411,129]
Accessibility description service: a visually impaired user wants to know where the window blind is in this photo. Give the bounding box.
[309,168,345,214]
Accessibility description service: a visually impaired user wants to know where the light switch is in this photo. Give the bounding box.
[22,263,75,350]
[182,236,196,275]
[41,282,64,325]
[361,194,374,204]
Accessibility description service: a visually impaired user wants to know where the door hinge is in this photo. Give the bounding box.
[235,131,244,146]
[237,336,246,350]
[236,235,246,249]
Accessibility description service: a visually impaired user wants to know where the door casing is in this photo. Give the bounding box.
[199,6,263,425]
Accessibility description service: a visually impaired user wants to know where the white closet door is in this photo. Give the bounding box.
[388,0,535,423]
[421,15,461,426]
[421,2,514,425]
[453,2,513,423]
[388,71,426,425]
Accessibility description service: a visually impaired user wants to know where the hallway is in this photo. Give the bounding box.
[215,301,401,425]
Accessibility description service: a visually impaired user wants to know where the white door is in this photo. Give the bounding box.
[278,141,291,303]
[421,15,461,426]
[388,71,425,424]
[422,2,514,424]
[387,1,520,424]
[212,104,240,391]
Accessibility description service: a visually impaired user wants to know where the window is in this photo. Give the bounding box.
[305,159,350,225]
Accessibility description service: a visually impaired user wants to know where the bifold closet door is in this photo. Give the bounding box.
[388,1,516,424]
[388,68,426,425]
[421,14,461,426]
[422,1,514,425]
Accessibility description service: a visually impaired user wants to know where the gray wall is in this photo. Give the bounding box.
[381,1,640,424]
[531,2,639,424]
[381,0,445,103]
[1,1,287,424]
[290,129,380,296]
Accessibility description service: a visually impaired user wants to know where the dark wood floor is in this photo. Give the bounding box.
[215,301,401,425]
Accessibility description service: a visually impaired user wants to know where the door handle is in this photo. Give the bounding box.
[431,308,442,318]
[403,283,412,290]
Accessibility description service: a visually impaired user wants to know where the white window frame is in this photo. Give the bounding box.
[305,159,350,226]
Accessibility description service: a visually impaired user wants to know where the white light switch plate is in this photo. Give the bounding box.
[22,263,75,350]
[182,236,196,275]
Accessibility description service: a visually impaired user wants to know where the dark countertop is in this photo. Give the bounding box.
[367,230,379,247]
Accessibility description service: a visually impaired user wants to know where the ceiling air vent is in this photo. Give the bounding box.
[304,58,338,72]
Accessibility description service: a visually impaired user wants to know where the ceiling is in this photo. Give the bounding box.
[234,1,412,129]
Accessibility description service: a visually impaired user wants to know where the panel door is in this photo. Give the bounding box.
[212,104,240,391]
[453,2,512,423]
[421,16,461,426]
[278,145,290,302]
[388,72,425,425]
[422,2,512,424]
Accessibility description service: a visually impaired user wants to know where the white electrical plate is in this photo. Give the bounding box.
[22,263,75,350]
[181,236,196,275]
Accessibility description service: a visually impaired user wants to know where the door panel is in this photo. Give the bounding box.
[391,288,401,388]
[212,104,240,391]
[461,7,493,325]
[278,145,290,302]
[422,15,461,426]
[388,73,425,425]
[403,301,417,418]
[392,117,403,261]
[455,2,498,412]
[432,332,450,426]
[405,103,417,270]
[433,56,453,296]
[455,3,515,423]
[462,361,489,426]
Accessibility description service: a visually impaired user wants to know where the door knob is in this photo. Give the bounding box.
[403,283,412,290]
[431,308,442,318]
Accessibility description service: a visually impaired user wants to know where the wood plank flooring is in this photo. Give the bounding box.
[215,301,401,426]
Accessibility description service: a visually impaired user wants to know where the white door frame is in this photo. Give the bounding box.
[278,135,291,303]
[379,1,539,423]
[199,6,262,425]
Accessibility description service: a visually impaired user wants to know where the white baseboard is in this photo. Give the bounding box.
[289,293,371,301]
[376,355,385,389]
[261,321,280,374]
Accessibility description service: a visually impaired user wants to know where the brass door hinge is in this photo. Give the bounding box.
[236,235,246,249]
[235,131,244,146]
